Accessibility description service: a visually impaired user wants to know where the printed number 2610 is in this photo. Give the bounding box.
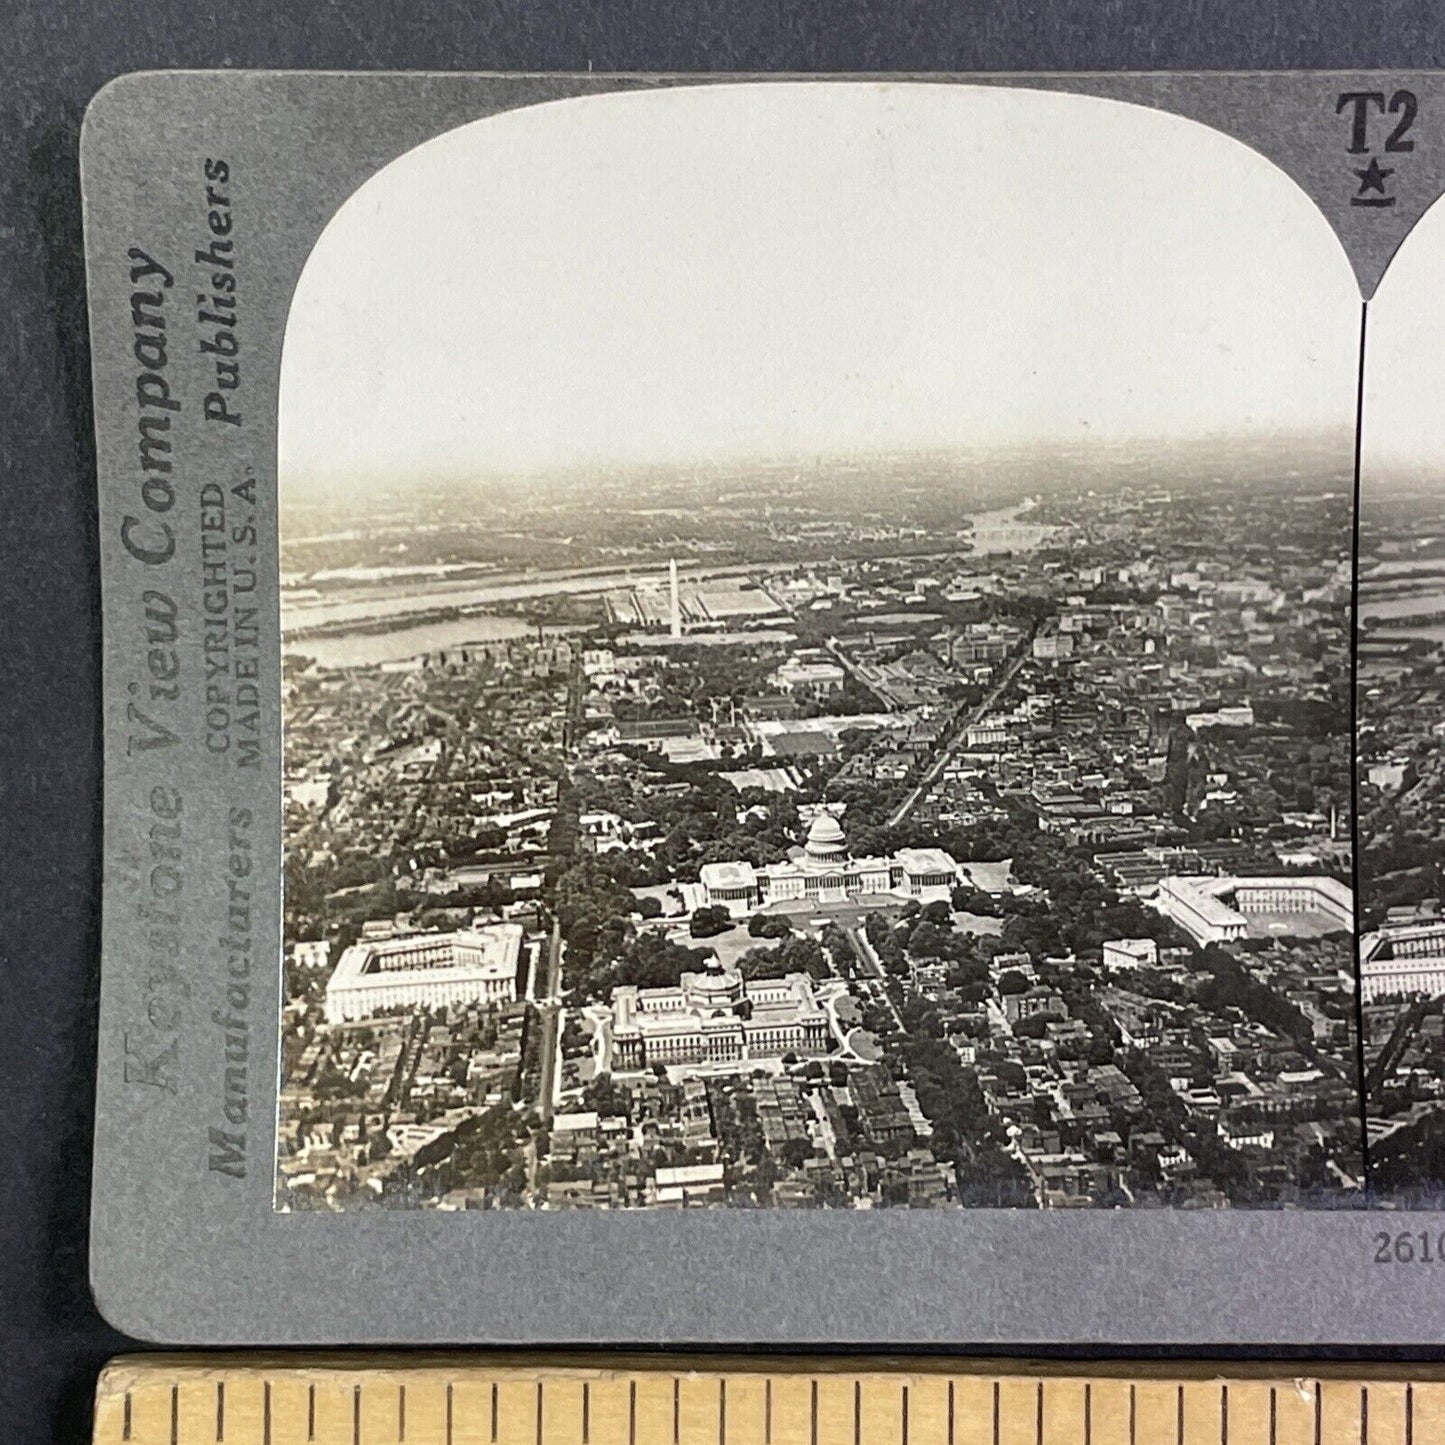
[1374,1231,1445,1264]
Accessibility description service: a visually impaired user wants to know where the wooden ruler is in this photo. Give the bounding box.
[93,1357,1445,1445]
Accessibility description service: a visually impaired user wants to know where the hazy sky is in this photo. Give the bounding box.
[1364,193,1445,481]
[280,81,1361,491]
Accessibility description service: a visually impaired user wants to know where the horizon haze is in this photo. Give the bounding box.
[279,82,1360,503]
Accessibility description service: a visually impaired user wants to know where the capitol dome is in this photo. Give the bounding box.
[804,812,848,860]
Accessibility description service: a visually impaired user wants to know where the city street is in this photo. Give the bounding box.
[534,919,564,1123]
[887,644,1032,827]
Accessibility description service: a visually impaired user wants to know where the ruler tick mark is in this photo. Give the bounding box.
[113,1360,1445,1445]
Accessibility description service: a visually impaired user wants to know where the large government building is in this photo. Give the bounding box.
[1155,875,1354,947]
[610,960,831,1070]
[324,923,523,1023]
[698,813,963,918]
[1359,920,1445,1001]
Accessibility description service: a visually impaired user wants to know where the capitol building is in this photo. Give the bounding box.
[698,812,963,918]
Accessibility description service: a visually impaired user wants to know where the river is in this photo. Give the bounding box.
[282,501,1048,669]
[287,616,583,669]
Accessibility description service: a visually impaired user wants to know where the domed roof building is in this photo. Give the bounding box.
[804,811,848,860]
[610,959,830,1070]
[698,808,962,919]
[686,957,746,1015]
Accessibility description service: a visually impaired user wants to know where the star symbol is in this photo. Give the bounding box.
[1355,157,1395,194]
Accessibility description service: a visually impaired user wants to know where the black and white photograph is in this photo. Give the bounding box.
[272,82,1367,1213]
[1356,190,1445,1203]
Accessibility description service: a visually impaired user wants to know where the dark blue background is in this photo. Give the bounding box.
[4,4,1444,1442]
